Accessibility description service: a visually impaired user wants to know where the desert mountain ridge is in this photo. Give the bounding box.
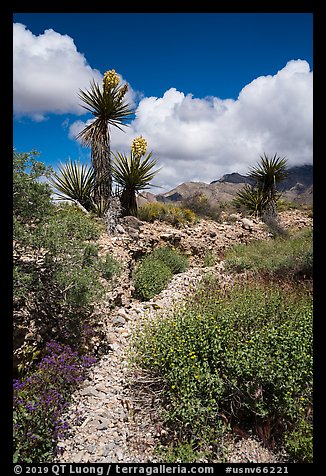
[140,164,313,206]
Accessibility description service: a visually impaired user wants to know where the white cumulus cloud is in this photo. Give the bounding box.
[14,24,312,190]
[13,23,136,121]
[86,59,311,191]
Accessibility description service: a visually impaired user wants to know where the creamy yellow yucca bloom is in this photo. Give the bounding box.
[103,69,120,90]
[131,136,147,157]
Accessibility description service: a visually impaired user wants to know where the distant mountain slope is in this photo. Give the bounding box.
[278,164,313,191]
[211,172,255,185]
[156,181,246,204]
[147,164,313,206]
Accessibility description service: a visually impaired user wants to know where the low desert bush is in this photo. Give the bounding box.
[181,193,224,222]
[224,227,312,279]
[100,253,122,280]
[262,214,289,238]
[151,247,189,274]
[133,247,189,300]
[131,280,313,462]
[137,202,196,226]
[203,250,217,267]
[133,257,173,300]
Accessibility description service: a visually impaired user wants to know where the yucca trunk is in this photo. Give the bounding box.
[92,140,112,205]
[261,197,278,220]
[120,187,137,217]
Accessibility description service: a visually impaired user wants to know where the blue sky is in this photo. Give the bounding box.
[13,13,313,191]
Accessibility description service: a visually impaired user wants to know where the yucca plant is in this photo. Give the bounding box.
[234,153,288,218]
[112,136,161,216]
[233,183,267,217]
[49,160,95,212]
[76,70,134,208]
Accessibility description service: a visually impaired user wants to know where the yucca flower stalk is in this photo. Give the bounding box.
[76,69,134,208]
[112,137,161,216]
[131,136,148,158]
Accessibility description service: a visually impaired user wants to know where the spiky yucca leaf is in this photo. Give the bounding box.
[112,151,160,191]
[78,80,132,126]
[233,184,268,216]
[249,153,288,190]
[49,160,95,211]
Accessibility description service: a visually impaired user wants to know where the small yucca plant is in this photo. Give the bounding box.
[112,136,161,216]
[233,183,267,217]
[234,153,288,218]
[49,159,95,212]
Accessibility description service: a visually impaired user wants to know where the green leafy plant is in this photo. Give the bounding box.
[203,250,216,267]
[182,193,224,221]
[156,440,207,463]
[151,247,189,274]
[13,148,54,224]
[133,247,189,300]
[13,150,112,376]
[100,253,122,280]
[133,257,173,301]
[284,418,313,462]
[131,281,312,462]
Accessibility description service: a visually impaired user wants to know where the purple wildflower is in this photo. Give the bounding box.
[14,339,97,461]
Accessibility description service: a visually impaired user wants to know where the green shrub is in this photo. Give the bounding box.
[151,247,189,274]
[137,202,197,226]
[54,263,103,308]
[277,200,300,211]
[181,193,224,221]
[13,149,54,224]
[156,440,207,463]
[82,243,100,267]
[224,227,312,279]
[203,250,216,267]
[13,150,110,375]
[131,281,313,462]
[133,247,188,300]
[14,204,105,313]
[12,150,118,461]
[284,418,313,463]
[100,253,122,280]
[133,257,173,300]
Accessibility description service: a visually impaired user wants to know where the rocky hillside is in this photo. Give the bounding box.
[54,208,312,464]
[144,164,313,206]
